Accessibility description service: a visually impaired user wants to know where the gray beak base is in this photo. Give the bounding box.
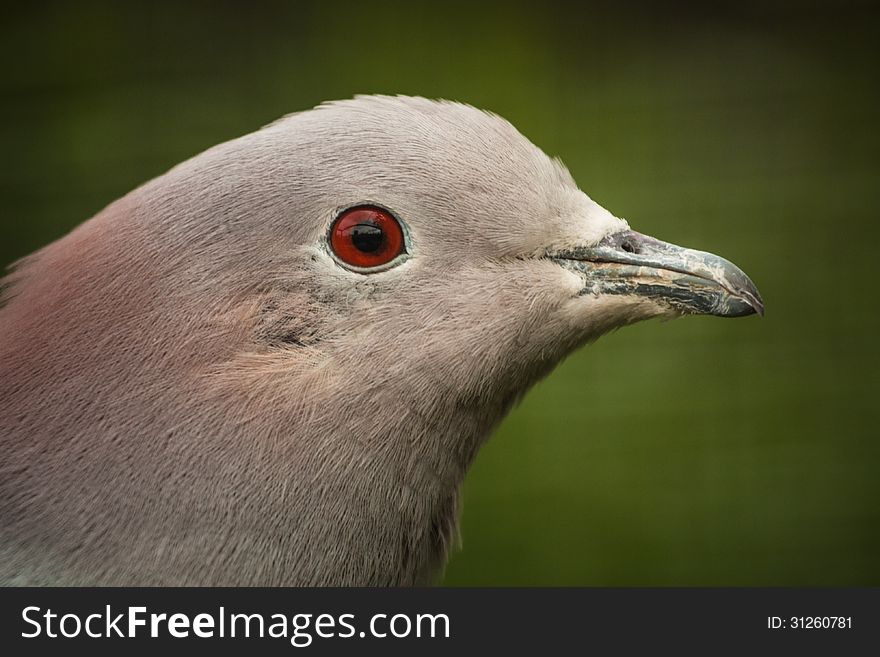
[552,230,764,317]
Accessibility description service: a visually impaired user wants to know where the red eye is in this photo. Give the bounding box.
[329,205,406,270]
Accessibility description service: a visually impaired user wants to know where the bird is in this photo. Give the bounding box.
[0,95,762,586]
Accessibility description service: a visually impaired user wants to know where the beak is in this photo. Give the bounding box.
[551,230,764,317]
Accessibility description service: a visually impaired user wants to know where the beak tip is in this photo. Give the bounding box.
[745,291,765,318]
[737,279,764,318]
[719,261,763,319]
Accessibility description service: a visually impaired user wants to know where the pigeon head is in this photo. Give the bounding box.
[164,95,760,414]
[0,95,762,585]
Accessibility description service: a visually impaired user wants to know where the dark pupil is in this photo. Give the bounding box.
[350,222,384,253]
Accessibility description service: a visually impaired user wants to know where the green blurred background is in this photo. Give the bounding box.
[2,1,878,585]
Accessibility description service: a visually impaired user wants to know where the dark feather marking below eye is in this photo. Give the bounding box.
[254,296,323,348]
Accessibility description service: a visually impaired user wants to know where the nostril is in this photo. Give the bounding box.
[620,238,639,254]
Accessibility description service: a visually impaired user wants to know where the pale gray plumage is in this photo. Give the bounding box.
[0,95,761,585]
